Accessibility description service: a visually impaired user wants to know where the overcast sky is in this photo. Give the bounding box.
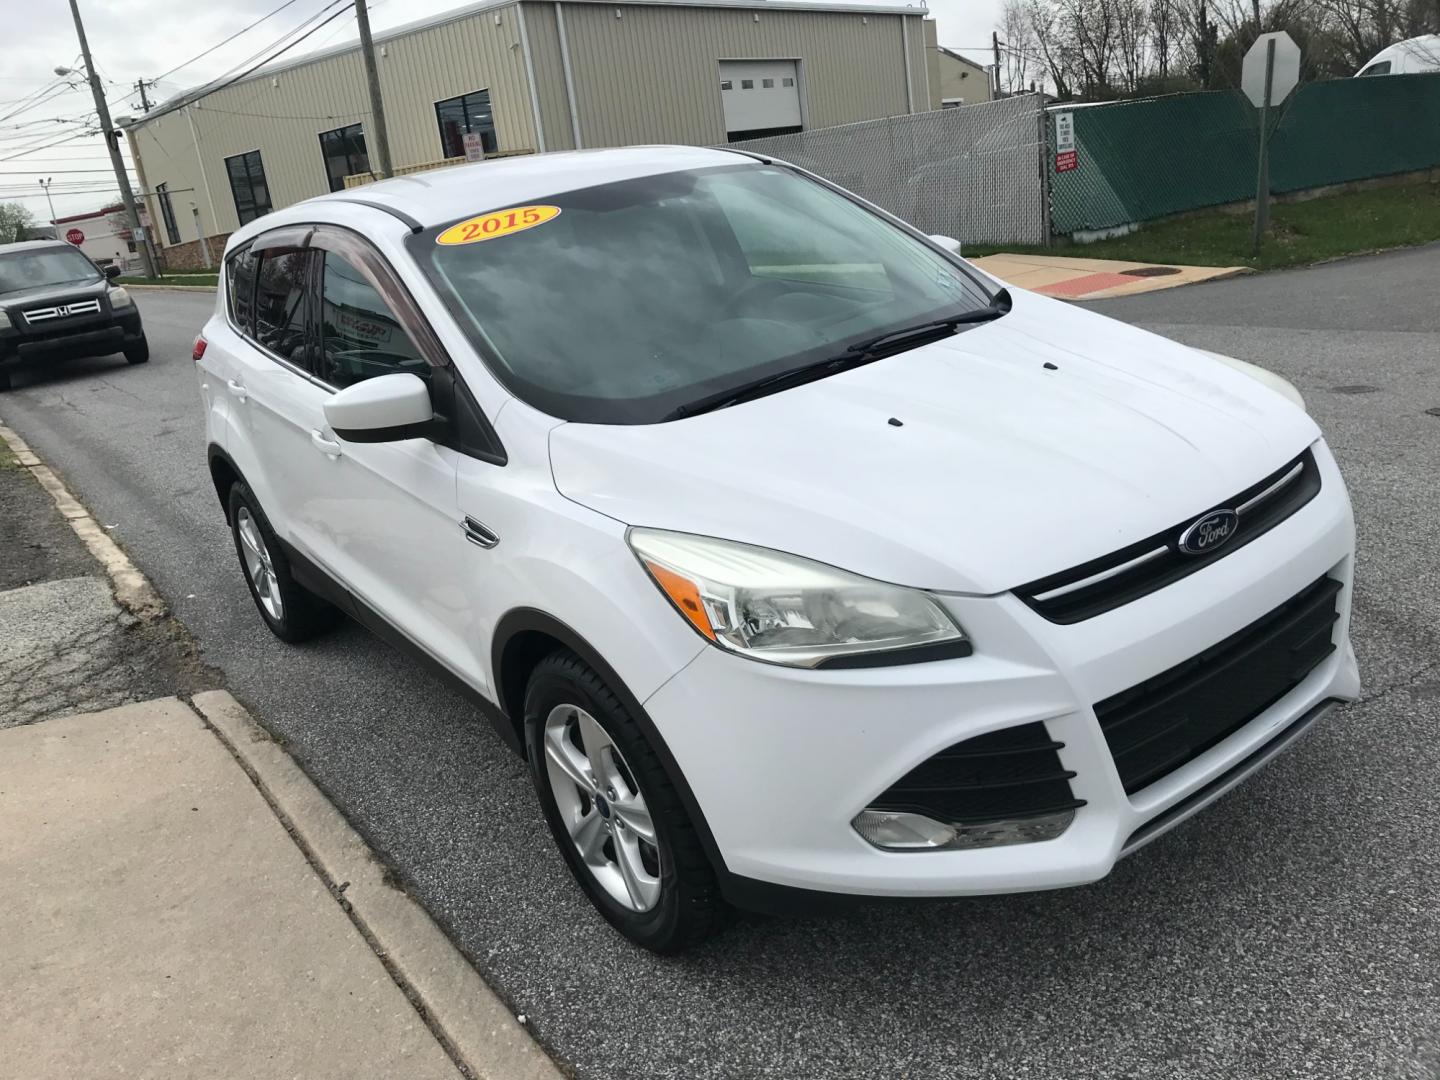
[1,0,1003,225]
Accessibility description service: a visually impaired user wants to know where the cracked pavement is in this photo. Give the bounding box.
[0,449,218,728]
[0,248,1437,1078]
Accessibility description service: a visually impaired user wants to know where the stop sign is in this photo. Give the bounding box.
[1242,31,1301,108]
[65,227,85,245]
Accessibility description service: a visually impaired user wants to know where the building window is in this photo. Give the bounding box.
[720,79,733,90]
[435,89,497,160]
[318,123,369,193]
[225,149,272,226]
[762,78,774,88]
[155,182,181,246]
[782,77,794,87]
[741,79,754,89]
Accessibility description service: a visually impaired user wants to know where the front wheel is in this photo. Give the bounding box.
[525,650,727,952]
[227,481,337,643]
[123,337,150,365]
[0,367,10,392]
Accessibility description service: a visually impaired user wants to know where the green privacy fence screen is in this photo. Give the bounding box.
[1049,73,1440,236]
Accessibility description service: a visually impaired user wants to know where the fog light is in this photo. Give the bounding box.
[853,808,1076,851]
[852,810,956,850]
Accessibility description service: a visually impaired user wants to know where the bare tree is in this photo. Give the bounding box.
[1151,0,1179,79]
[1001,0,1036,93]
[1025,0,1077,97]
[0,203,35,245]
[1115,0,1152,92]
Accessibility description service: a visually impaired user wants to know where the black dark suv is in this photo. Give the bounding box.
[0,240,149,392]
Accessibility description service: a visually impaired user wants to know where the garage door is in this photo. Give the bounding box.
[719,61,802,142]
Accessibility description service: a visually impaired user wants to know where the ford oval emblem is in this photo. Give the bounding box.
[1178,509,1240,556]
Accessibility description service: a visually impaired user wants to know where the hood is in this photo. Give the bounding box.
[549,289,1320,594]
[0,276,107,308]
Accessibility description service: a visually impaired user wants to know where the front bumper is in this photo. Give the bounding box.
[0,308,143,363]
[643,440,1359,898]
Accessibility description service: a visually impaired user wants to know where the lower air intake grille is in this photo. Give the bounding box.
[869,722,1085,824]
[1095,576,1341,794]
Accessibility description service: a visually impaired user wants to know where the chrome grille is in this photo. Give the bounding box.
[1015,449,1321,624]
[23,299,102,323]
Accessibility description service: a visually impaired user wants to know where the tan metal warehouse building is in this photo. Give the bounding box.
[123,0,933,266]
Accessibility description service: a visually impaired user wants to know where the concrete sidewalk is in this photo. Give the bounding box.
[0,694,563,1080]
[970,252,1249,300]
[0,698,460,1079]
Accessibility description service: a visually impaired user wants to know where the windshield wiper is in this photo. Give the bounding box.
[843,288,1012,359]
[663,353,878,420]
[663,290,1012,421]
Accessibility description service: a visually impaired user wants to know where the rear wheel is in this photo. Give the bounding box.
[0,367,10,392]
[227,481,337,643]
[525,650,727,952]
[123,337,149,365]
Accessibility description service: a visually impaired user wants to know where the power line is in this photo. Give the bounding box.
[199,0,353,99]
[152,0,309,84]
[0,130,97,163]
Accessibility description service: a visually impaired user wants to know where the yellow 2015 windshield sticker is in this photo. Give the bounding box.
[436,205,560,245]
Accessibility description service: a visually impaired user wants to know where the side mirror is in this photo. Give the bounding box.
[928,234,963,256]
[104,264,122,280]
[323,372,438,443]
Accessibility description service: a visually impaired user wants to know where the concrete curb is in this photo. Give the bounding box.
[192,690,566,1080]
[0,420,165,620]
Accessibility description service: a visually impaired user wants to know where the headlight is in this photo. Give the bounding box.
[628,528,969,668]
[107,287,133,309]
[0,309,10,330]
[1195,348,1305,412]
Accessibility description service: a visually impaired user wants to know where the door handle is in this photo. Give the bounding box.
[310,430,343,457]
[460,516,499,549]
[225,379,247,402]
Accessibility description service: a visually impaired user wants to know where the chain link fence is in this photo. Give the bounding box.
[1048,73,1440,237]
[734,94,1050,247]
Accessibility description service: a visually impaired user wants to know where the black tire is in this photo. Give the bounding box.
[0,367,10,392]
[227,480,338,643]
[123,337,150,365]
[525,650,727,952]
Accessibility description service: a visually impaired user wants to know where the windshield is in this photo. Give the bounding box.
[0,247,101,295]
[410,164,994,423]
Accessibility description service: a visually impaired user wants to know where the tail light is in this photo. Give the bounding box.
[192,336,207,362]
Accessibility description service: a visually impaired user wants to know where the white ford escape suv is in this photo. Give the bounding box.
[198,146,1359,951]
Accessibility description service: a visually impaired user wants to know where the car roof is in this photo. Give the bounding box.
[0,239,77,255]
[1363,33,1440,69]
[303,144,754,229]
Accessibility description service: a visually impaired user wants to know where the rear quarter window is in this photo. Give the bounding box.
[226,247,258,334]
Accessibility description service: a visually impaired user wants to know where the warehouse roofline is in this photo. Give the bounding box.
[130,0,930,126]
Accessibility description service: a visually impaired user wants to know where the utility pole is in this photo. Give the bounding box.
[993,31,1003,97]
[63,0,157,278]
[38,178,58,225]
[354,0,393,179]
[135,78,154,112]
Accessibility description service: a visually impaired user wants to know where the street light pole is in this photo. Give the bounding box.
[38,178,58,226]
[63,0,158,278]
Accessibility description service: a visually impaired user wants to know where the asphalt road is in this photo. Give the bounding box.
[3,249,1438,1079]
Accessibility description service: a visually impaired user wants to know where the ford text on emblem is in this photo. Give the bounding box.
[1178,509,1240,556]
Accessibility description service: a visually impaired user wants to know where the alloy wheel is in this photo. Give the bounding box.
[236,506,284,622]
[542,703,661,912]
